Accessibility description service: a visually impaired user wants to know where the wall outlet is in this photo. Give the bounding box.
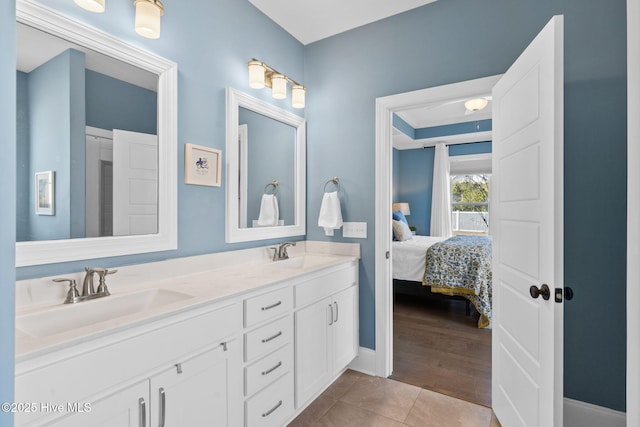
[343,222,367,238]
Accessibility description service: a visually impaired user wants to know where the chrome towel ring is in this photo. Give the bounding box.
[264,180,279,196]
[323,177,340,193]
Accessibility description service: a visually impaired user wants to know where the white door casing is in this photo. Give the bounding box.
[491,15,564,427]
[112,129,158,236]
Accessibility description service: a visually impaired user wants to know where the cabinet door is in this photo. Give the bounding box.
[49,381,149,427]
[150,339,242,427]
[331,285,359,373]
[294,297,332,408]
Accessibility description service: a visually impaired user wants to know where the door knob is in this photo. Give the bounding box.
[530,284,551,300]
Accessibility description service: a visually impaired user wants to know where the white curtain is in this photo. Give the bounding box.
[430,144,452,237]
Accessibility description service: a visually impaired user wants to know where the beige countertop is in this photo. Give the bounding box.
[15,242,359,363]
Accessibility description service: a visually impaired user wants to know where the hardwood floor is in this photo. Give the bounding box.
[390,291,492,408]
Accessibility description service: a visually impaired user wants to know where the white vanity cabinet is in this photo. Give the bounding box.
[294,261,359,408]
[242,285,295,427]
[15,302,243,427]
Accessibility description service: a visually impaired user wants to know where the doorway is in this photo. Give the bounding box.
[381,76,499,408]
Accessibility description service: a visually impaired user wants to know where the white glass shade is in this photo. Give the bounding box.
[74,0,105,13]
[248,61,266,89]
[135,0,162,39]
[291,85,306,108]
[464,98,489,111]
[271,74,287,100]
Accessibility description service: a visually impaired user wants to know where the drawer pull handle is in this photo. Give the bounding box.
[159,387,166,427]
[138,397,146,427]
[262,400,283,418]
[329,304,334,326]
[261,300,282,311]
[262,331,282,343]
[261,361,283,376]
[334,301,339,323]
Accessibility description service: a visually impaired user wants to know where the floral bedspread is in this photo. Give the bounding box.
[422,235,492,328]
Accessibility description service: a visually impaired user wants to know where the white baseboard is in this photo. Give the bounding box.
[564,397,625,427]
[348,347,376,376]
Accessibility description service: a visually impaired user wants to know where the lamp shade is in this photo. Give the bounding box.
[248,60,266,89]
[291,85,305,108]
[271,74,287,100]
[134,0,163,39]
[74,0,105,12]
[392,202,411,215]
[464,98,488,111]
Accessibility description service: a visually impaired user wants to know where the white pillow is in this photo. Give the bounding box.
[392,219,412,241]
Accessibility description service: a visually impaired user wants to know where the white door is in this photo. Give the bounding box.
[331,285,359,371]
[112,129,158,236]
[491,15,564,427]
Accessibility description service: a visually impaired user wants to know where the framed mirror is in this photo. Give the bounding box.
[15,0,177,267]
[225,88,306,243]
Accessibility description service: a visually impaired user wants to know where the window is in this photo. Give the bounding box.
[451,174,490,235]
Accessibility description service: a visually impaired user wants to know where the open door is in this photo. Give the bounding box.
[491,15,564,427]
[112,129,159,236]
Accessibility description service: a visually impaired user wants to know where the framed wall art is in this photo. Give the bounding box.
[35,170,55,215]
[184,143,222,187]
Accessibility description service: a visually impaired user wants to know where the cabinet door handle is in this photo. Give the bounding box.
[261,300,282,311]
[261,331,282,343]
[138,397,146,427]
[261,361,283,376]
[159,387,166,427]
[261,400,283,417]
[329,304,334,326]
[334,301,339,323]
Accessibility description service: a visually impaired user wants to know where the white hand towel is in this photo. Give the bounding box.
[318,191,343,235]
[257,194,279,226]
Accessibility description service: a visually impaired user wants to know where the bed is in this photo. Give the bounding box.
[392,235,492,328]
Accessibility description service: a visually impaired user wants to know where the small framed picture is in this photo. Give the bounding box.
[184,143,222,187]
[35,171,55,215]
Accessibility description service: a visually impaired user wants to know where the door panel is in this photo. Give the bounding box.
[492,15,564,427]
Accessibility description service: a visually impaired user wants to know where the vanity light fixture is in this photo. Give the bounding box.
[134,0,164,39]
[464,97,489,112]
[247,59,306,108]
[73,0,164,39]
[74,0,105,13]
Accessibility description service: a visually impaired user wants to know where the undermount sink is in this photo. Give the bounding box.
[266,255,329,270]
[17,288,193,338]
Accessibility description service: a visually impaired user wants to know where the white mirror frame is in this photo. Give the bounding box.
[16,0,177,267]
[225,87,306,243]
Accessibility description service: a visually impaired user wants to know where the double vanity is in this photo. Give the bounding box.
[15,241,360,426]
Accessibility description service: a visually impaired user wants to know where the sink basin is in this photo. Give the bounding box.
[266,255,329,270]
[16,288,193,338]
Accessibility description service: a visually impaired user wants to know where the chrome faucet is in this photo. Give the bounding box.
[53,267,117,304]
[270,241,296,261]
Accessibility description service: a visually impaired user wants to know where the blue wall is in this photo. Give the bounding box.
[15,0,305,280]
[393,142,492,236]
[239,107,296,226]
[305,0,626,411]
[16,71,30,242]
[1,0,16,423]
[85,70,157,134]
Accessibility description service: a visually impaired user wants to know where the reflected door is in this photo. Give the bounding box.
[112,129,158,236]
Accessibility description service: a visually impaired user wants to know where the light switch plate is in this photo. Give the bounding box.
[343,222,367,238]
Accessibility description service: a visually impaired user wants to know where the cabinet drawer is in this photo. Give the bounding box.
[245,372,294,427]
[245,344,293,397]
[245,316,292,362]
[295,264,357,308]
[244,286,292,328]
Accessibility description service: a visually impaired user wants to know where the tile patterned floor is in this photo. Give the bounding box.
[288,370,501,427]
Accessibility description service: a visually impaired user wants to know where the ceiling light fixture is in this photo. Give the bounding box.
[74,0,165,39]
[247,59,306,109]
[464,98,489,112]
[74,0,105,13]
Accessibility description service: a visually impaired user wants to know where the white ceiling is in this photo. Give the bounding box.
[248,0,439,45]
[17,23,157,91]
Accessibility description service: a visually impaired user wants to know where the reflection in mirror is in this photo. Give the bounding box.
[238,107,296,228]
[16,22,159,242]
[15,0,177,267]
[226,88,306,243]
